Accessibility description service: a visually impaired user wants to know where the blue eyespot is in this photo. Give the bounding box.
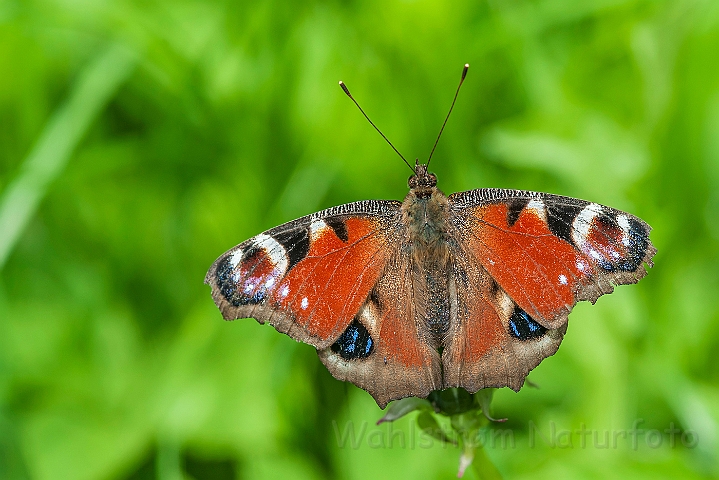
[331,319,374,360]
[509,306,547,341]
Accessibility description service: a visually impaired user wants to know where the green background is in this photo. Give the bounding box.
[1,0,718,478]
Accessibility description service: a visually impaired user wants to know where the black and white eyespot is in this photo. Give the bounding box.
[569,203,649,273]
[571,203,604,248]
[329,292,380,361]
[215,234,290,306]
[616,214,632,246]
[494,287,547,341]
[613,213,649,272]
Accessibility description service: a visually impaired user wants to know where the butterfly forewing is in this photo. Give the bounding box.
[205,200,402,349]
[448,189,656,329]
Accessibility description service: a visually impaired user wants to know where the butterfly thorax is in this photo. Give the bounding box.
[404,164,450,261]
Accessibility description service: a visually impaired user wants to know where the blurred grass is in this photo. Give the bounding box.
[1,0,718,479]
[0,43,136,268]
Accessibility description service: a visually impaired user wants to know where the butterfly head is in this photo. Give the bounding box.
[408,162,437,193]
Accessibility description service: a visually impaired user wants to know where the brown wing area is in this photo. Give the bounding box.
[205,201,401,349]
[442,251,565,392]
[318,253,442,408]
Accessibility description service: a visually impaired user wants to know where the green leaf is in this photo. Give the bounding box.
[376,397,432,425]
[416,411,457,446]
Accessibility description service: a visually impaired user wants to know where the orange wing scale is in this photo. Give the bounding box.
[461,296,505,359]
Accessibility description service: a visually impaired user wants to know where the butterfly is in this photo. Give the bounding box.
[205,65,655,408]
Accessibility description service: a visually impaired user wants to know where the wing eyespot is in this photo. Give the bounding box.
[215,249,270,307]
[508,306,547,341]
[331,318,374,360]
[215,255,239,304]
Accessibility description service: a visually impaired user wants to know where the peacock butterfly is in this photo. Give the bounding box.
[205,65,655,408]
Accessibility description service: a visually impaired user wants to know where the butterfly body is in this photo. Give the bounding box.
[206,161,655,408]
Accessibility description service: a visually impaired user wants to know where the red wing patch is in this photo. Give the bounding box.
[274,217,390,342]
[446,289,504,362]
[378,292,428,368]
[461,202,588,327]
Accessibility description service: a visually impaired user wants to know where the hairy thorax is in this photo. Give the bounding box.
[402,186,451,262]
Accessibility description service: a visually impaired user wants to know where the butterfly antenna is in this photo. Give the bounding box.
[339,81,414,173]
[426,63,469,168]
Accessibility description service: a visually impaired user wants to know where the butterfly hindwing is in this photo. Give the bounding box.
[205,200,402,349]
[442,250,566,393]
[318,253,443,408]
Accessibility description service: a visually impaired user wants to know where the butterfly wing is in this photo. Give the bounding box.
[443,189,655,391]
[206,200,442,406]
[207,188,655,405]
[442,248,568,392]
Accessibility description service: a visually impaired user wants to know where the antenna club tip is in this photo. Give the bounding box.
[339,81,351,96]
[464,63,469,68]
